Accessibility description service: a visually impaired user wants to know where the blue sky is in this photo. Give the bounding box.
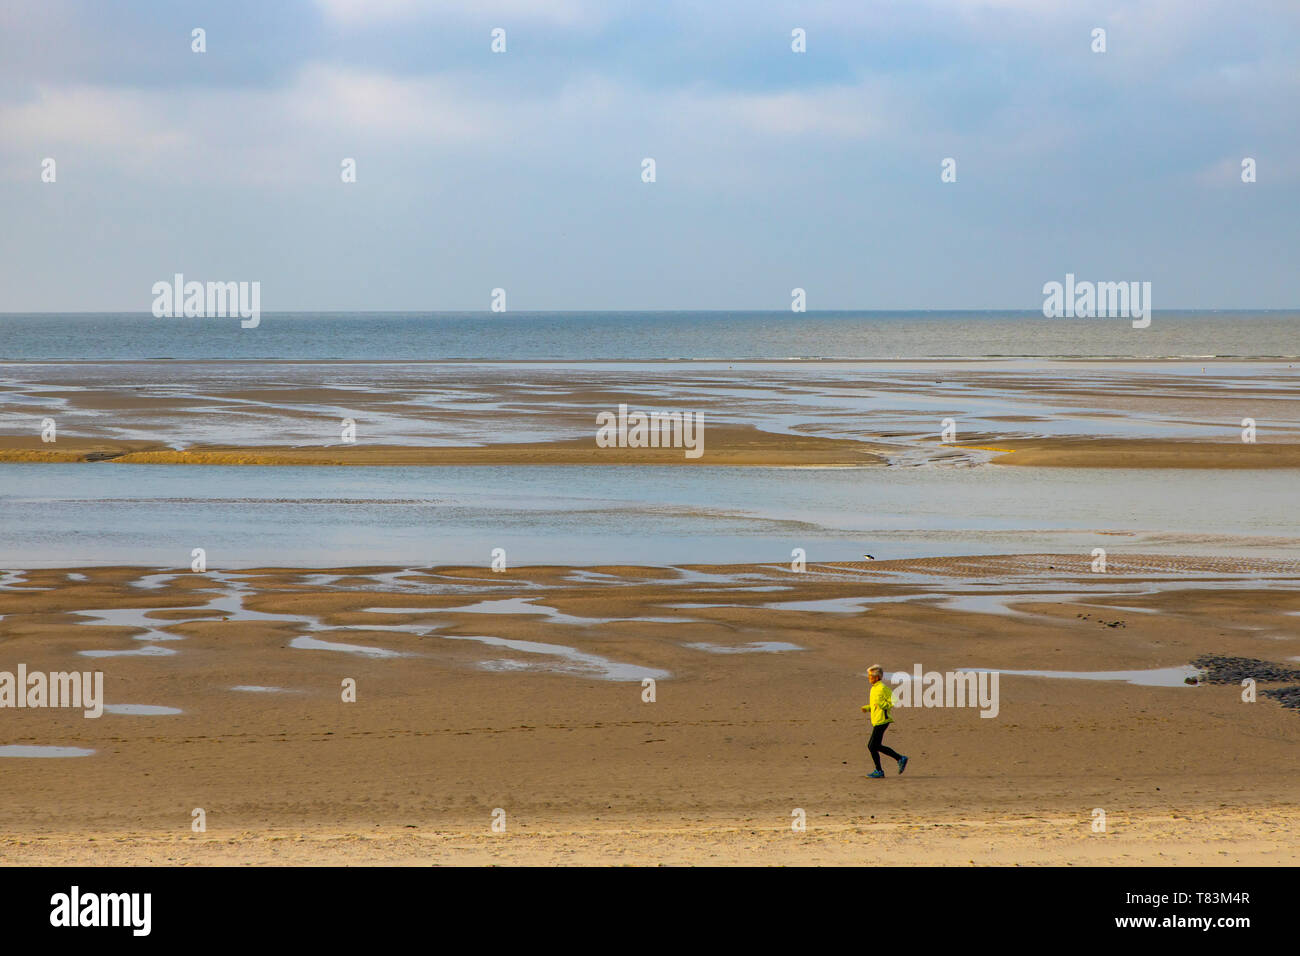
[1,0,1296,310]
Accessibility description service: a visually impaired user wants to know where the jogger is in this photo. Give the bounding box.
[862,664,908,777]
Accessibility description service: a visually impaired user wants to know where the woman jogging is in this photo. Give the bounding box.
[862,664,909,778]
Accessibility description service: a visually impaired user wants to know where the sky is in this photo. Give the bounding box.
[0,0,1296,311]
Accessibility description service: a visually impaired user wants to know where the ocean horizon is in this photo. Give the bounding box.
[2,310,1297,361]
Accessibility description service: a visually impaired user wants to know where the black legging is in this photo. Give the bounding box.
[869,723,901,771]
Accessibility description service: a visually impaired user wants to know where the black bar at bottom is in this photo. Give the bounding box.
[0,865,1277,943]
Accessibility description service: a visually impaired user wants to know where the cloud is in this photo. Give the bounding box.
[2,0,1296,310]
[313,0,602,27]
[1,84,173,149]
[0,65,500,184]
[289,64,492,140]
[0,62,891,187]
[721,87,879,138]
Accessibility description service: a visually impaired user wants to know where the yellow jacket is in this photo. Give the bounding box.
[862,681,894,726]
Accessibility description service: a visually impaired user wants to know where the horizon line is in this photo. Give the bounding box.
[1,308,1298,317]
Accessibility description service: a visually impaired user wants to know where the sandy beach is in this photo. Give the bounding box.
[4,360,1299,865]
[4,434,1300,469]
[0,426,887,466]
[3,359,1299,468]
[2,556,1298,866]
[987,439,1300,469]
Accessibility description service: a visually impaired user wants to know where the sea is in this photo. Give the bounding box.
[1,311,1297,361]
[1,311,1297,568]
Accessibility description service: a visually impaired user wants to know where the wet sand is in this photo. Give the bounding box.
[986,439,1300,469]
[2,557,1298,865]
[5,359,1300,467]
[0,427,886,467]
[7,435,1300,469]
[4,432,1298,468]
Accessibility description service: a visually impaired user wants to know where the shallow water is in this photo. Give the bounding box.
[763,597,878,614]
[287,636,404,658]
[686,641,803,654]
[79,645,177,658]
[72,607,187,641]
[959,666,1202,687]
[442,633,669,681]
[7,358,1298,450]
[0,745,95,757]
[231,685,292,693]
[3,463,1297,568]
[102,704,183,716]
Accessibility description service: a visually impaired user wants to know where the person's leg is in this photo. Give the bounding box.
[868,724,886,772]
[875,723,902,763]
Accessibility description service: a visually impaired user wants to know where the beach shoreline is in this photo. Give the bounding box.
[3,433,1300,468]
[4,356,1298,468]
[0,427,888,467]
[2,557,1297,866]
